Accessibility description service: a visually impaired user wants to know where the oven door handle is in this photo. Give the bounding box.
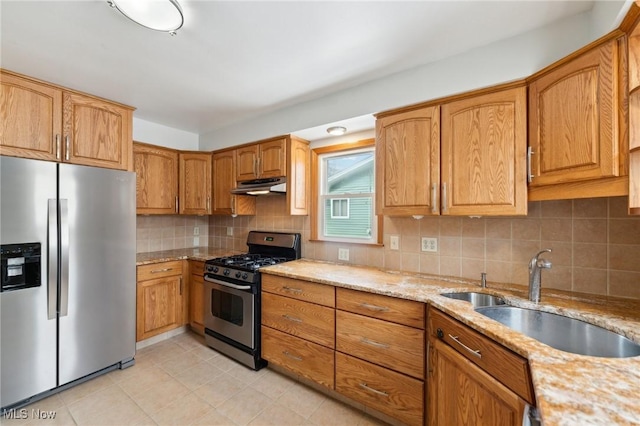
[204,275,252,291]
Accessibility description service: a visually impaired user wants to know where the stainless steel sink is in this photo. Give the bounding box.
[475,306,640,358]
[440,292,506,308]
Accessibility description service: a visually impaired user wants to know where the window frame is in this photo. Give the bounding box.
[310,138,382,245]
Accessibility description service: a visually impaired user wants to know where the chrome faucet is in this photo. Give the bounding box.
[529,249,552,303]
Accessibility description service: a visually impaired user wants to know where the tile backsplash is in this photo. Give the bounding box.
[208,195,640,300]
[136,215,209,253]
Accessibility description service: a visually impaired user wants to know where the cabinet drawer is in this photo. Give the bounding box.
[137,260,183,281]
[261,326,334,388]
[262,292,335,348]
[262,274,335,307]
[336,311,423,379]
[336,287,424,328]
[429,307,534,404]
[335,352,423,426]
[189,260,204,277]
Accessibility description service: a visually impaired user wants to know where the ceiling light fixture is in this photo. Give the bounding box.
[107,0,184,36]
[326,126,347,136]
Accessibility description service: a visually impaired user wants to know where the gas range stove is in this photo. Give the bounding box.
[204,254,293,284]
[204,231,301,285]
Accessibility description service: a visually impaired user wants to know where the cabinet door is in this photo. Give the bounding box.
[287,137,310,215]
[441,86,527,216]
[376,106,440,216]
[188,261,205,335]
[259,138,287,178]
[63,92,132,171]
[0,72,62,161]
[629,10,640,214]
[179,152,212,215]
[428,339,527,426]
[529,39,619,186]
[133,143,178,214]
[236,145,259,181]
[136,275,183,342]
[212,150,235,214]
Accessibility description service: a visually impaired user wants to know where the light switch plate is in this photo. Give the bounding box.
[227,227,233,236]
[421,237,438,252]
[338,248,350,261]
[193,226,199,235]
[390,235,400,250]
[193,236,200,246]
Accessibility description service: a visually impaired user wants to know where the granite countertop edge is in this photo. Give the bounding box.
[260,258,640,426]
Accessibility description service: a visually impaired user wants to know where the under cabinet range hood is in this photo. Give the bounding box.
[231,177,286,195]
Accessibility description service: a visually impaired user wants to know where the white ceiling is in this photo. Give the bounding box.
[1,1,600,138]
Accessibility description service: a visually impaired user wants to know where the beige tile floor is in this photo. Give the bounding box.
[1,332,387,426]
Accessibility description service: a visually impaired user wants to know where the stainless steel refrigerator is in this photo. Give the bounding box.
[0,156,136,409]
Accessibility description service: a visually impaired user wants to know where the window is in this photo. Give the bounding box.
[330,199,350,219]
[311,139,381,245]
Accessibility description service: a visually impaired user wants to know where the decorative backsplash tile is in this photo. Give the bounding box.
[208,195,640,300]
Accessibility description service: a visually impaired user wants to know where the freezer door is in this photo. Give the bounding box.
[58,164,136,385]
[0,157,57,408]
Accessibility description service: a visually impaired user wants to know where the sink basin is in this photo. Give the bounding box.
[475,306,640,358]
[440,292,506,308]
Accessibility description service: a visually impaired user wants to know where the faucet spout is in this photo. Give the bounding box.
[529,249,552,303]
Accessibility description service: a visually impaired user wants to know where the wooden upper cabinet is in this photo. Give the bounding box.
[0,70,133,171]
[179,152,212,215]
[528,37,625,197]
[287,137,310,215]
[376,105,440,216]
[235,137,287,181]
[260,138,287,178]
[0,72,62,161]
[63,92,133,170]
[441,86,527,216]
[212,149,255,216]
[627,4,640,214]
[133,142,179,214]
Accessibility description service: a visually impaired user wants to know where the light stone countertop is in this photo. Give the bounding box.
[136,247,238,265]
[261,258,640,426]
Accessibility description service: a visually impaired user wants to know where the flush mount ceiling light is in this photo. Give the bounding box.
[107,0,184,36]
[326,126,347,136]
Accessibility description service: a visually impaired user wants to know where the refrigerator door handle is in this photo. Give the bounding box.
[60,199,70,317]
[47,199,58,320]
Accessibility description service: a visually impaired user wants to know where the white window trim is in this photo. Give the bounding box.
[317,146,376,244]
[330,198,350,219]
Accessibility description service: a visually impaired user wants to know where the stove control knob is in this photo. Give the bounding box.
[235,272,241,279]
[213,267,219,273]
[242,273,248,280]
[223,269,230,276]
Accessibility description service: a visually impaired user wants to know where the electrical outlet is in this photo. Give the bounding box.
[390,235,400,250]
[421,237,438,252]
[226,227,233,236]
[338,248,350,261]
[193,236,200,246]
[193,226,199,235]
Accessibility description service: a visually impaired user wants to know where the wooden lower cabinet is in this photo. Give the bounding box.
[428,339,527,426]
[336,310,423,379]
[335,353,424,426]
[189,261,205,335]
[262,326,334,388]
[136,261,184,342]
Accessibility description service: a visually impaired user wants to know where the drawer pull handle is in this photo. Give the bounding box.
[359,383,389,397]
[283,286,303,294]
[449,334,482,358]
[282,351,302,362]
[361,338,389,349]
[151,268,173,273]
[359,303,389,312]
[282,314,303,323]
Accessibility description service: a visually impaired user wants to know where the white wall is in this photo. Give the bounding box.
[199,11,593,151]
[133,117,199,150]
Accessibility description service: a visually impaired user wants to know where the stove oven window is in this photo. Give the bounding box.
[211,288,244,326]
